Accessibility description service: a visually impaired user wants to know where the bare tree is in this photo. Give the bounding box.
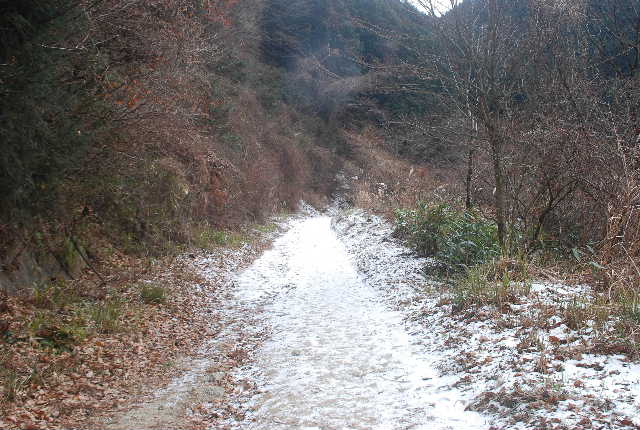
[415,0,538,250]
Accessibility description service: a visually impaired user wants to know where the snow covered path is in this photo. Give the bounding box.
[101,208,640,430]
[230,216,488,430]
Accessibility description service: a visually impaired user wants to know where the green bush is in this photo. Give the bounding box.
[0,0,106,218]
[193,225,248,249]
[28,311,87,350]
[395,202,500,271]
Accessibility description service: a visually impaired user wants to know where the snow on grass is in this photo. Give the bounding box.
[331,207,640,430]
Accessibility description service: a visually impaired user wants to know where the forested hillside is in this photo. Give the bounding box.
[255,0,639,284]
[0,0,448,290]
[0,0,342,286]
[1,0,639,427]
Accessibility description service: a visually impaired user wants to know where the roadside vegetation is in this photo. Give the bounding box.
[0,0,338,287]
[390,190,640,356]
[390,193,640,359]
[394,202,501,272]
[327,0,640,361]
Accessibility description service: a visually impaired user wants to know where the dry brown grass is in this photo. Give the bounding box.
[600,182,640,265]
[343,126,460,218]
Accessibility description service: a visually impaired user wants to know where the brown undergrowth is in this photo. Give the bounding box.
[343,127,640,361]
[1,0,339,293]
[0,221,280,430]
[343,126,459,217]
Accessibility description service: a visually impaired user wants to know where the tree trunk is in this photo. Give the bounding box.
[489,131,507,253]
[465,147,474,210]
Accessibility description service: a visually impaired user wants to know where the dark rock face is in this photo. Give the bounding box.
[0,241,84,295]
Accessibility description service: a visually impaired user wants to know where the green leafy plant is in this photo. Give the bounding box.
[28,311,87,350]
[452,259,531,312]
[193,225,248,249]
[395,202,500,271]
[253,222,278,233]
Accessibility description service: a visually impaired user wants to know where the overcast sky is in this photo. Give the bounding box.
[410,0,455,16]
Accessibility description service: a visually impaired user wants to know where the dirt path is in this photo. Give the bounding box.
[102,213,488,429]
[228,216,487,429]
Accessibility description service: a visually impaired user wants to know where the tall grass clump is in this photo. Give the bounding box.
[140,283,167,304]
[85,299,123,333]
[395,202,500,271]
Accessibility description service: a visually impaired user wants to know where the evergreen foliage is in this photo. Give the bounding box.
[1,0,638,264]
[0,0,104,217]
[259,0,436,120]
